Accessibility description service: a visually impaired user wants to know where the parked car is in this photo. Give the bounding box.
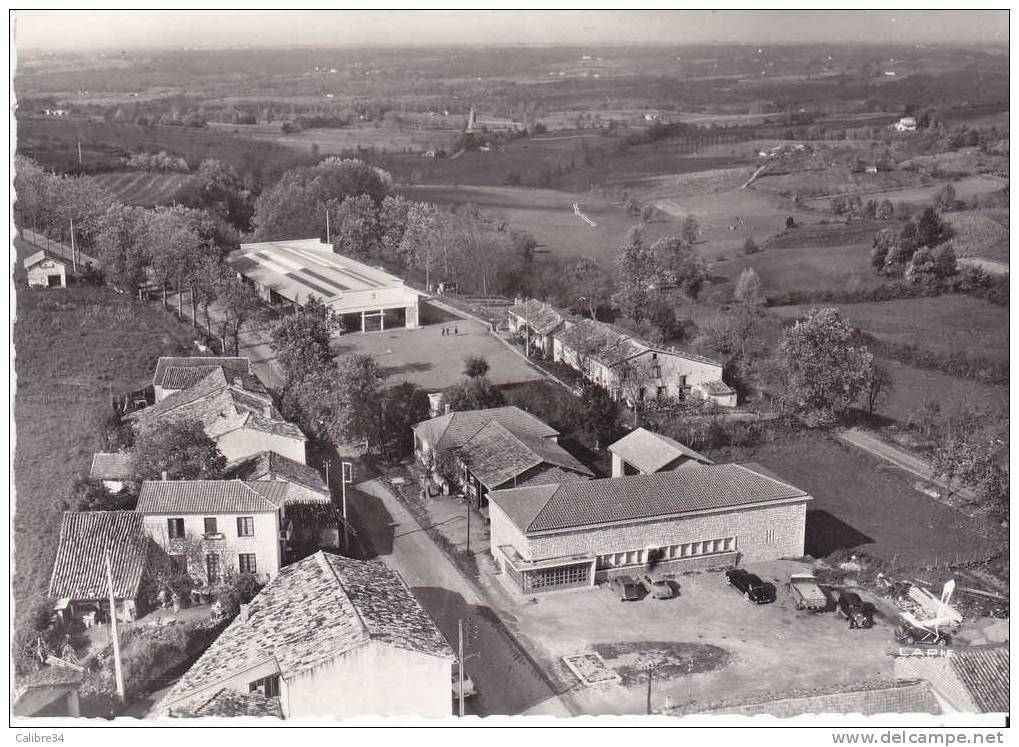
[641,573,676,600]
[611,575,642,601]
[724,568,775,604]
[895,622,951,647]
[787,572,829,612]
[835,591,874,628]
[451,662,477,698]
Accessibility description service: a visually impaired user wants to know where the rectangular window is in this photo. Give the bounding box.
[170,554,187,575]
[206,554,220,583]
[237,517,255,537]
[653,366,662,379]
[765,529,776,546]
[249,674,280,698]
[238,553,257,574]
[204,517,218,536]
[167,518,185,539]
[523,563,590,590]
[657,386,666,399]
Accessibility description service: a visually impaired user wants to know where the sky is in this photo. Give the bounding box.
[13,9,1009,51]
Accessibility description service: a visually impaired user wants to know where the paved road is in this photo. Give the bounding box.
[350,477,572,717]
[837,427,976,503]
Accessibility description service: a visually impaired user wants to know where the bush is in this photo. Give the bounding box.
[742,237,760,255]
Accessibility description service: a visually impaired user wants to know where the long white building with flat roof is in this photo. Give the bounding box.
[227,239,422,332]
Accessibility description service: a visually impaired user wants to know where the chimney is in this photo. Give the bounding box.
[444,403,451,415]
[160,470,168,481]
[239,603,249,622]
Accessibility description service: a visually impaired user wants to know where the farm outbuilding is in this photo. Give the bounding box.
[226,239,422,332]
[24,251,67,288]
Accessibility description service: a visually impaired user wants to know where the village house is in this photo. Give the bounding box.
[607,427,713,477]
[413,406,592,507]
[156,551,455,719]
[551,317,737,407]
[507,298,564,358]
[48,511,151,626]
[136,480,289,584]
[224,450,331,506]
[488,462,810,595]
[89,451,134,492]
[128,367,307,464]
[24,251,68,289]
[894,116,918,132]
[151,356,254,401]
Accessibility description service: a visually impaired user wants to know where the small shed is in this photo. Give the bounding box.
[24,252,68,289]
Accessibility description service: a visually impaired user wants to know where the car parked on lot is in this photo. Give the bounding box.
[724,568,775,604]
[641,573,676,600]
[835,591,874,628]
[895,622,951,647]
[611,575,642,601]
[451,662,477,698]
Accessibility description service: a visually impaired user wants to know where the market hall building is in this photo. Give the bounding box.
[488,462,811,594]
[226,239,423,332]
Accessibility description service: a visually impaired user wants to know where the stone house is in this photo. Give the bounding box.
[156,551,455,719]
[506,299,564,358]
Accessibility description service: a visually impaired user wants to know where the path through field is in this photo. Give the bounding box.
[572,202,597,227]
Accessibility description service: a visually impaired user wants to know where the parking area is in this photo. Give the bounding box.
[329,301,542,390]
[490,559,902,714]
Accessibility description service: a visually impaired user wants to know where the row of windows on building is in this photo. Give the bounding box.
[169,552,257,582]
[167,516,257,540]
[595,536,737,570]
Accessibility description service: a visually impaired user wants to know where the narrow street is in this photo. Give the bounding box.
[347,476,573,717]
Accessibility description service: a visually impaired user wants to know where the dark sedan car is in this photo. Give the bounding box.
[895,622,951,647]
[611,575,642,601]
[836,591,875,629]
[724,568,776,604]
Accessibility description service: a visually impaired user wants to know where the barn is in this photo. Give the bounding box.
[488,462,811,595]
[24,251,68,289]
[226,239,423,332]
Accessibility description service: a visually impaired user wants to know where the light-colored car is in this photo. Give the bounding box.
[451,662,477,698]
[641,573,676,600]
[611,575,642,601]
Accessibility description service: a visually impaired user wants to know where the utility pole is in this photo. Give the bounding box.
[325,206,331,244]
[458,619,465,718]
[190,286,197,328]
[322,458,330,488]
[646,663,654,715]
[77,140,83,169]
[105,551,125,702]
[341,461,353,553]
[465,496,471,554]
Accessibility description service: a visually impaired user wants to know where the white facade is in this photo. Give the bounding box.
[26,257,67,288]
[141,511,282,583]
[217,427,307,465]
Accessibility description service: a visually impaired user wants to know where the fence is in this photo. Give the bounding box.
[20,228,102,270]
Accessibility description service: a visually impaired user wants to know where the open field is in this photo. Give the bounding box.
[876,358,1009,424]
[898,148,1009,178]
[770,296,1010,367]
[88,170,189,206]
[741,434,1004,563]
[398,183,674,265]
[803,174,1007,211]
[945,208,1009,263]
[755,166,929,200]
[12,239,197,619]
[207,120,460,155]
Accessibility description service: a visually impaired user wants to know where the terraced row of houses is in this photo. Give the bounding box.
[507,299,737,407]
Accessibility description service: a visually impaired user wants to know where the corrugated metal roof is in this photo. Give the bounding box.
[89,452,134,480]
[48,512,148,600]
[136,480,282,515]
[160,552,453,712]
[490,463,809,534]
[608,428,713,473]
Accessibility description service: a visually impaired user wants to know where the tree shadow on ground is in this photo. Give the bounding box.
[805,509,875,558]
[381,361,434,377]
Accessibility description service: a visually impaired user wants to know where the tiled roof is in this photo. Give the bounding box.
[89,451,134,480]
[48,512,149,600]
[24,251,66,269]
[14,665,85,702]
[136,480,282,515]
[515,465,594,488]
[172,688,283,719]
[458,420,591,490]
[701,380,736,396]
[489,462,809,534]
[161,366,266,395]
[160,552,453,712]
[413,406,559,454]
[242,411,306,441]
[689,680,939,717]
[555,318,721,368]
[508,299,563,335]
[950,645,1009,713]
[225,451,329,498]
[152,357,250,388]
[608,428,713,473]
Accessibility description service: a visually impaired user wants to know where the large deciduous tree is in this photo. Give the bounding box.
[270,297,336,383]
[613,227,660,323]
[444,376,506,412]
[131,419,226,481]
[775,307,875,422]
